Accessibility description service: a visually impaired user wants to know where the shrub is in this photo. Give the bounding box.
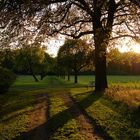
[0,67,16,94]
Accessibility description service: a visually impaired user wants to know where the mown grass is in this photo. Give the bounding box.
[70,75,140,89]
[48,93,84,140]
[0,75,140,140]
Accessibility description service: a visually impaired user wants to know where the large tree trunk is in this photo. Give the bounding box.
[94,42,108,91]
[92,0,116,91]
[94,29,109,91]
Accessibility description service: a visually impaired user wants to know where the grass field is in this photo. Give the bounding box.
[0,75,140,140]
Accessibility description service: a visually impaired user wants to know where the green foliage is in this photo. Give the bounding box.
[0,49,16,70]
[14,45,46,74]
[57,39,93,83]
[0,67,16,94]
[107,48,140,75]
[57,39,93,72]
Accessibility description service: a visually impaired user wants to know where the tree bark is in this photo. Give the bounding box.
[27,57,39,82]
[94,29,109,91]
[74,72,78,84]
[67,73,70,81]
[94,43,108,91]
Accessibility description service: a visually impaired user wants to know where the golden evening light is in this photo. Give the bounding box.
[119,41,140,53]
[46,38,140,57]
[1,1,140,139]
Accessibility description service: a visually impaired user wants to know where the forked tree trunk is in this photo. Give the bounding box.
[92,0,116,91]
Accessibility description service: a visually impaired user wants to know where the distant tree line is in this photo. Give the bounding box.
[1,40,140,84]
[107,48,140,75]
[0,46,56,82]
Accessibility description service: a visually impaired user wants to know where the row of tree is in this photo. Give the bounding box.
[0,45,56,82]
[1,39,140,84]
[57,39,140,83]
[107,48,140,75]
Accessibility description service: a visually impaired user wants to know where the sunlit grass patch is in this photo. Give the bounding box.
[50,96,68,117]
[49,95,81,140]
[0,113,29,140]
[105,87,140,108]
[50,119,83,140]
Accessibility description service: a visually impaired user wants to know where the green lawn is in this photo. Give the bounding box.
[0,75,140,140]
[68,75,140,89]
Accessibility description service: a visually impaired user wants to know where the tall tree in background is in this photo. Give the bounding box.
[0,0,140,91]
[40,53,56,80]
[57,39,93,83]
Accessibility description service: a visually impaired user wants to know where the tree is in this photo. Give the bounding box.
[57,39,93,83]
[0,0,140,91]
[15,45,45,82]
[107,48,140,75]
[40,53,56,80]
[0,48,16,70]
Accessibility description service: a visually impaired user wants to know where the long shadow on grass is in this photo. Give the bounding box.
[15,91,111,140]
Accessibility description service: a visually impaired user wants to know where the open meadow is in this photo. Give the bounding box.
[0,75,140,140]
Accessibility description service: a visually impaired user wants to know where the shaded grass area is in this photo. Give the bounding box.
[0,75,140,139]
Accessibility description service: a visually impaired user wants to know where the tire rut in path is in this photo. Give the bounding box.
[20,94,50,140]
[60,93,104,140]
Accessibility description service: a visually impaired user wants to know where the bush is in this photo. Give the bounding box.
[0,67,16,94]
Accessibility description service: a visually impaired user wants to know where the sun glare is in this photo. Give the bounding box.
[45,37,64,57]
[119,40,140,54]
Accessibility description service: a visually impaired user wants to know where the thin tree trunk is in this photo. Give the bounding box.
[74,72,78,84]
[27,57,39,82]
[67,73,70,81]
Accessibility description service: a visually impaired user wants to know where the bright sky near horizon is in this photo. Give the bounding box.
[46,37,140,57]
[45,36,64,57]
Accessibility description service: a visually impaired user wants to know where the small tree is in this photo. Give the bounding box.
[0,67,16,94]
[15,45,45,82]
[40,53,56,80]
[57,39,93,83]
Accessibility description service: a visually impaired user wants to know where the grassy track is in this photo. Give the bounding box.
[0,75,140,140]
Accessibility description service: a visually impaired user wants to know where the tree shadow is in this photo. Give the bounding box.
[14,90,111,140]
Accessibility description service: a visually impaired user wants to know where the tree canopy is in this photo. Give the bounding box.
[57,39,93,83]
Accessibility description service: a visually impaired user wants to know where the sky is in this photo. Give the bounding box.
[46,37,140,57]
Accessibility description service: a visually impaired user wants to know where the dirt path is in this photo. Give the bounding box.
[19,93,105,140]
[20,94,49,140]
[60,93,104,140]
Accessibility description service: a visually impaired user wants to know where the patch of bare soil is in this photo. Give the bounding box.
[61,94,104,140]
[21,95,49,140]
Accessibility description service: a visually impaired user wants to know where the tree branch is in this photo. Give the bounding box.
[59,30,94,39]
